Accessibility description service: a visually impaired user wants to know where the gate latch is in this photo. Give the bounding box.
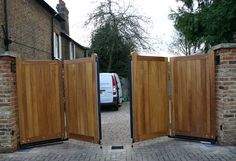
[215,55,220,65]
[11,60,16,73]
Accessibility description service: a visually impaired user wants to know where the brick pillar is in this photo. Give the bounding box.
[213,43,236,145]
[0,53,18,152]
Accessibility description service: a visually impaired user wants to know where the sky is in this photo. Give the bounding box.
[45,0,179,56]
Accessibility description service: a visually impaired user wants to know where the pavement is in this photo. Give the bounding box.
[0,102,235,161]
[101,102,132,146]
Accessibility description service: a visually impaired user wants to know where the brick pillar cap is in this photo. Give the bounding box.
[211,43,236,51]
[0,51,18,58]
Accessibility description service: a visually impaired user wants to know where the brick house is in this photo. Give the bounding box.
[0,0,89,152]
[56,0,89,59]
[0,0,88,60]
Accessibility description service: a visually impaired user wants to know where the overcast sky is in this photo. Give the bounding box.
[45,0,179,56]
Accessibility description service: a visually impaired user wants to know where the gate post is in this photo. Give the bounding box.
[212,43,236,145]
[0,51,18,153]
[128,52,134,144]
[95,54,102,145]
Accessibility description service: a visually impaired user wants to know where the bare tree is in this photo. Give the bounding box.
[86,0,151,72]
[168,31,198,56]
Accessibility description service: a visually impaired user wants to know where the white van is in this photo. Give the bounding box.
[99,73,122,110]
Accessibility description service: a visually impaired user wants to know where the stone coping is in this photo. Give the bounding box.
[211,43,236,51]
[0,51,17,58]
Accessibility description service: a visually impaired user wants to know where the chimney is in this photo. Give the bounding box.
[56,0,69,35]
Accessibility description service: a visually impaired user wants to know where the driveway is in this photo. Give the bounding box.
[0,102,235,161]
[0,138,235,161]
[101,102,131,145]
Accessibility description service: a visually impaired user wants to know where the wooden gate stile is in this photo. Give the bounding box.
[16,59,65,144]
[170,52,216,139]
[64,54,99,143]
[131,53,169,142]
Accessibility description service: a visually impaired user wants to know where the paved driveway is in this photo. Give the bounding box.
[101,102,131,145]
[0,138,235,161]
[0,102,235,161]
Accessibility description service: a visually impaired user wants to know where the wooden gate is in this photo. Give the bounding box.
[64,55,99,143]
[170,53,216,139]
[131,53,169,142]
[16,59,65,144]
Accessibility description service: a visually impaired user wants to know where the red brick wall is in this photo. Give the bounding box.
[0,56,18,152]
[215,46,236,145]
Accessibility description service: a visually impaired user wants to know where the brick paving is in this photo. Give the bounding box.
[0,138,235,161]
[0,102,235,161]
[101,102,132,146]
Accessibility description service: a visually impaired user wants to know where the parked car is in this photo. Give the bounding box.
[99,73,123,110]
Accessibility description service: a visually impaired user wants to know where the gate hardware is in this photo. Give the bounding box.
[128,55,134,144]
[111,145,124,150]
[11,59,16,73]
[215,55,220,65]
[96,57,102,146]
[220,125,223,130]
[169,135,217,144]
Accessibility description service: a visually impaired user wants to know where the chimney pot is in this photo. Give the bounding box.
[59,0,65,5]
[57,0,69,35]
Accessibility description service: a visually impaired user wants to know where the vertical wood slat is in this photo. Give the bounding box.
[170,54,216,139]
[64,55,99,143]
[132,53,169,142]
[16,59,65,144]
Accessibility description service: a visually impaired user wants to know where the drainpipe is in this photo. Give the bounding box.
[51,15,55,60]
[3,0,11,51]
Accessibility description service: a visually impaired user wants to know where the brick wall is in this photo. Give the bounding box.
[0,0,61,59]
[214,44,236,145]
[61,37,70,60]
[0,55,18,152]
[75,46,85,58]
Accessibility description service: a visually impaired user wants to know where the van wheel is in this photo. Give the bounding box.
[114,105,118,111]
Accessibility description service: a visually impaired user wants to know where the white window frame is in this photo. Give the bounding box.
[53,32,62,60]
[69,42,76,60]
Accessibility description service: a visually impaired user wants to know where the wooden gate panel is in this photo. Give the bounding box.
[132,53,169,142]
[64,55,99,143]
[170,53,216,139]
[17,59,65,144]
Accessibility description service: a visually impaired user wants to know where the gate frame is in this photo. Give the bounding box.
[96,56,102,145]
[128,54,134,143]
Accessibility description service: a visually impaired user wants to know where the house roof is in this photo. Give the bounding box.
[35,0,64,22]
[61,32,89,50]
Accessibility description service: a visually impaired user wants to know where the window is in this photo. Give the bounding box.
[69,42,76,60]
[54,32,62,60]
